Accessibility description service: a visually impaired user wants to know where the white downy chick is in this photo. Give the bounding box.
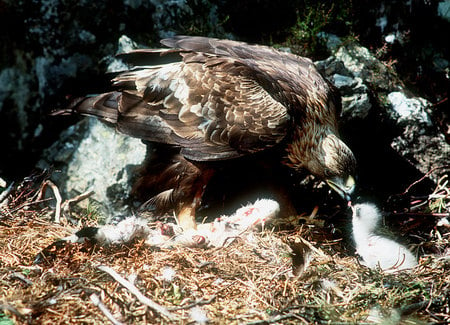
[352,203,418,272]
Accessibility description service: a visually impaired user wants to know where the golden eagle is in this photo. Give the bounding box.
[63,36,357,229]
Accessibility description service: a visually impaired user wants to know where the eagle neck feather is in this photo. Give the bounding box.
[285,122,337,174]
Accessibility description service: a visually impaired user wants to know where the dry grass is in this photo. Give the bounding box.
[0,174,449,324]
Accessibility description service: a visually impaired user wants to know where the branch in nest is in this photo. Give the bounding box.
[89,293,124,325]
[37,180,62,223]
[61,190,94,215]
[402,166,449,195]
[0,182,14,207]
[247,312,309,324]
[97,265,177,322]
[168,295,216,311]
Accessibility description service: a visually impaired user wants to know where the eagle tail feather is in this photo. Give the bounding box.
[51,92,120,124]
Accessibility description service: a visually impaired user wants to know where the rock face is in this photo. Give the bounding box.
[37,118,147,219]
[334,42,398,92]
[334,42,448,185]
[316,36,448,195]
[315,57,372,121]
[388,92,449,183]
[438,1,450,22]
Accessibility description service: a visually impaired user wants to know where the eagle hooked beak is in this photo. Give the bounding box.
[326,175,355,202]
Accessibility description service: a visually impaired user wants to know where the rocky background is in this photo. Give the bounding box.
[0,0,449,219]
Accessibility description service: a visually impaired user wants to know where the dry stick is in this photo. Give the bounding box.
[62,190,94,215]
[5,198,52,215]
[97,265,177,321]
[37,180,62,223]
[0,303,26,320]
[168,295,216,311]
[392,212,450,217]
[402,165,449,195]
[247,313,309,325]
[10,272,33,286]
[0,182,14,208]
[89,293,124,325]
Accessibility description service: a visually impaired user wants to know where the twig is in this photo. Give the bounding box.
[0,182,14,207]
[4,198,52,215]
[97,265,177,321]
[0,302,26,320]
[168,295,216,311]
[10,272,33,286]
[390,212,450,218]
[62,190,94,215]
[89,293,124,325]
[247,313,309,324]
[37,180,63,223]
[432,96,448,107]
[309,206,319,219]
[399,300,429,316]
[402,166,449,195]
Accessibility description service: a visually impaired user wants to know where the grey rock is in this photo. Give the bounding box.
[317,32,343,52]
[78,29,97,44]
[318,42,448,185]
[0,66,33,129]
[438,1,450,22]
[316,57,372,120]
[0,62,35,152]
[341,93,372,120]
[106,35,141,73]
[387,92,433,127]
[432,56,449,73]
[278,47,292,53]
[332,74,357,92]
[124,0,144,10]
[388,92,449,182]
[116,35,140,54]
[315,56,353,78]
[38,118,147,221]
[391,129,449,183]
[335,42,398,92]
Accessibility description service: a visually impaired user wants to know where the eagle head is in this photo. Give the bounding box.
[287,131,357,201]
[320,134,357,201]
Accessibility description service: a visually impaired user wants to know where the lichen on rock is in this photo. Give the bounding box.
[37,118,147,221]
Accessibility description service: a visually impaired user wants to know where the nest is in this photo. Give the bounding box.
[0,173,449,324]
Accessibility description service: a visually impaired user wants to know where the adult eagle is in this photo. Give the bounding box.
[64,36,357,229]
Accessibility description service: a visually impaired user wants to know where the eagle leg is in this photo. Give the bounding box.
[177,168,214,230]
[177,204,197,230]
[132,144,217,230]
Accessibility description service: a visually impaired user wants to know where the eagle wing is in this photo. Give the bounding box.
[72,36,339,162]
[109,45,292,161]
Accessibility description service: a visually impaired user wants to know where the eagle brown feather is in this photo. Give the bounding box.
[65,36,357,223]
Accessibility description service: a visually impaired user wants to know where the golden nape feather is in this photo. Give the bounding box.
[61,35,357,228]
